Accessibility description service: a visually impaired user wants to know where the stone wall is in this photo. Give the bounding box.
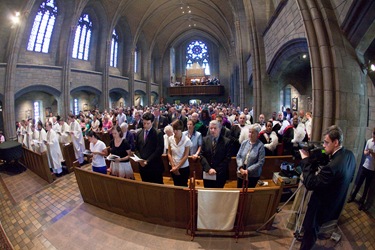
[109,75,129,91]
[263,0,306,70]
[71,70,103,91]
[14,66,62,95]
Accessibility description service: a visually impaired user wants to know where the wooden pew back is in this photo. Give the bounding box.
[60,143,76,173]
[74,167,284,230]
[20,147,54,183]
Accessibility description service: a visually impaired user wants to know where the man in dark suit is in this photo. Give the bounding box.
[120,122,135,151]
[153,108,169,133]
[200,120,231,188]
[299,125,356,250]
[177,109,188,131]
[133,111,143,130]
[135,112,164,184]
[168,107,178,124]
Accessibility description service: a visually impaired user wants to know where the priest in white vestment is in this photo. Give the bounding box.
[68,114,85,164]
[58,118,71,144]
[45,122,64,175]
[30,124,40,152]
[37,121,47,153]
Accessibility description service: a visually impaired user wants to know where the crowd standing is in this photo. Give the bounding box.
[15,102,313,183]
[14,102,367,250]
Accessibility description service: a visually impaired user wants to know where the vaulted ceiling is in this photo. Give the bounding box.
[101,0,238,56]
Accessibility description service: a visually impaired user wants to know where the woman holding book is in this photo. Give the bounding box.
[168,120,192,186]
[109,126,134,179]
[86,130,107,174]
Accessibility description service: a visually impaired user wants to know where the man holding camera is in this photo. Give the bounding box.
[299,125,356,250]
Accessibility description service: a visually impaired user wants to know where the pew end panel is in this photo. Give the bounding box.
[60,143,76,173]
[20,147,54,183]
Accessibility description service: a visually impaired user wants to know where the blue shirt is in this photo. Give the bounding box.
[236,139,265,177]
[183,130,202,155]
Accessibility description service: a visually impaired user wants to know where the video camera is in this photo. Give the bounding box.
[298,141,329,166]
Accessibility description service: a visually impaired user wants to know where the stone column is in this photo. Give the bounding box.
[297,0,366,156]
[4,1,35,140]
[128,48,135,107]
[102,39,111,110]
[61,25,76,118]
[146,58,152,106]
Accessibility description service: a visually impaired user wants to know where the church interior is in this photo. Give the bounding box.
[1,0,375,249]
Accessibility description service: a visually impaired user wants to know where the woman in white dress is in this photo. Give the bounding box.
[109,126,134,179]
[68,114,85,164]
[45,122,64,176]
[168,120,192,186]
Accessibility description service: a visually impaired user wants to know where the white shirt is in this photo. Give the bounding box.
[363,139,375,171]
[90,140,107,167]
[168,134,192,169]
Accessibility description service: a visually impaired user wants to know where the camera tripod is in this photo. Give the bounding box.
[255,182,311,250]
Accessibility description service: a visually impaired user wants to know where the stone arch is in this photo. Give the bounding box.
[267,38,309,79]
[151,91,159,105]
[109,88,129,108]
[15,85,62,123]
[134,90,146,107]
[70,86,102,112]
[15,85,61,100]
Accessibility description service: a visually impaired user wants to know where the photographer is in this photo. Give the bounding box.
[299,125,355,250]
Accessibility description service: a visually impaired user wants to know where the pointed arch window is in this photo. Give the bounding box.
[134,48,138,72]
[72,14,92,60]
[27,0,58,53]
[186,40,210,75]
[110,29,119,67]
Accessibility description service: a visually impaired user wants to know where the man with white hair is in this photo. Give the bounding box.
[120,122,135,151]
[237,114,251,144]
[200,120,231,188]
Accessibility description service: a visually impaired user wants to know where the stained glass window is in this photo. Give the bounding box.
[186,40,210,75]
[110,29,119,67]
[27,0,58,53]
[72,14,92,60]
[134,48,138,72]
[33,101,40,122]
[74,99,79,115]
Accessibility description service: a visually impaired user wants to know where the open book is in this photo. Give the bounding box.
[83,149,92,155]
[106,154,120,161]
[130,154,144,162]
[32,139,43,144]
[203,172,217,181]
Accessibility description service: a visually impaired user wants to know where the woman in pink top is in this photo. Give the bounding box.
[102,115,113,133]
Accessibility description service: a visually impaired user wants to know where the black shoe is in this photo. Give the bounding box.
[359,204,365,211]
[347,197,355,203]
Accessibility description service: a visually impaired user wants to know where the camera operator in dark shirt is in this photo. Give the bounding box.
[299,125,356,250]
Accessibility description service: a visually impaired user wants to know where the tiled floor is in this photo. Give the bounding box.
[0,166,374,249]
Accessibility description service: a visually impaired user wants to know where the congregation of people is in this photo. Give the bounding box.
[14,102,313,188]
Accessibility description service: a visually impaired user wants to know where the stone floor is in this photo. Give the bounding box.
[0,166,374,250]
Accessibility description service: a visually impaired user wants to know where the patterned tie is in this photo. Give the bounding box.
[212,138,217,154]
[144,130,149,142]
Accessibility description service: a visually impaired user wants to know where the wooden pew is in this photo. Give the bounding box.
[60,143,76,173]
[74,167,284,230]
[20,147,54,183]
[162,155,294,181]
